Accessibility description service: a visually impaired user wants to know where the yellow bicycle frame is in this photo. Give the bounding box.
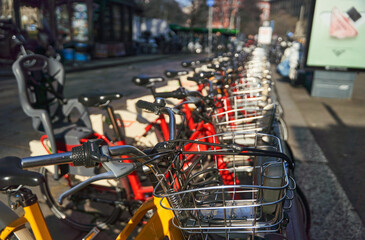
[1,197,182,240]
[117,196,183,240]
[0,202,51,240]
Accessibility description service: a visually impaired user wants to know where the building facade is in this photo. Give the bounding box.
[211,0,240,29]
[0,0,136,60]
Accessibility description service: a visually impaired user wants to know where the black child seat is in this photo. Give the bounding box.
[12,54,93,177]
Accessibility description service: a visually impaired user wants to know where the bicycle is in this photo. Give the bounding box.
[0,99,308,240]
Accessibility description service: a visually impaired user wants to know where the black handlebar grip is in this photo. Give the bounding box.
[154,92,176,99]
[71,144,85,166]
[155,89,186,99]
[71,141,105,168]
[187,76,198,82]
[136,100,160,114]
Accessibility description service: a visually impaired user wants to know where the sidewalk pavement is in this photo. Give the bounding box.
[274,71,365,239]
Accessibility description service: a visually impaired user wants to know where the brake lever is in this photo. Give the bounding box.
[58,146,136,204]
[58,162,136,205]
[58,171,114,204]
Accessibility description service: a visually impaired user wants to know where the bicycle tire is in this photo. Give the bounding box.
[296,185,311,237]
[277,117,289,141]
[39,167,123,232]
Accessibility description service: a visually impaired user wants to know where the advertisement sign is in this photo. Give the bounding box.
[305,0,365,71]
[257,26,272,45]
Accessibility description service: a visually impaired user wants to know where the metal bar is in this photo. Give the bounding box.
[21,152,72,169]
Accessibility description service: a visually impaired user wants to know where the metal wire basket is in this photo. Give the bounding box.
[231,80,271,97]
[212,95,276,134]
[153,133,293,238]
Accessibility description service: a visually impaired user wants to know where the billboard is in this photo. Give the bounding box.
[305,0,365,71]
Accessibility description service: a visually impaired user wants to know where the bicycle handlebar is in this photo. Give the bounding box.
[22,152,73,169]
[136,99,161,114]
[21,143,154,204]
[137,99,176,140]
[21,142,144,169]
[154,87,203,100]
[154,89,185,99]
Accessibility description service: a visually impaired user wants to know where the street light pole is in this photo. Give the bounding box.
[208,7,213,54]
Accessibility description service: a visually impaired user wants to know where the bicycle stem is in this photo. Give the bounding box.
[160,107,176,140]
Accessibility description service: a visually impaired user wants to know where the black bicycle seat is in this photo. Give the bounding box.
[0,157,44,190]
[78,92,123,107]
[132,75,164,86]
[181,61,198,68]
[164,70,189,78]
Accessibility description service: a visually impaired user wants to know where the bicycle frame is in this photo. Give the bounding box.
[142,114,170,141]
[0,195,183,240]
[1,199,51,240]
[117,197,183,240]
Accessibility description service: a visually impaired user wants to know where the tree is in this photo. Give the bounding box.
[141,0,187,25]
[270,8,298,36]
[237,0,261,35]
[188,0,208,28]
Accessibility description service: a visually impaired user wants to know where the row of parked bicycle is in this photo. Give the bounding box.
[0,33,310,240]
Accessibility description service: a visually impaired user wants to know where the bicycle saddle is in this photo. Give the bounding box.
[0,157,44,190]
[181,60,197,68]
[132,75,164,86]
[78,92,123,107]
[164,69,188,78]
[187,72,215,83]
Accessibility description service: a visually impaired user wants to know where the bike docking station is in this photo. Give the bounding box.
[311,70,356,99]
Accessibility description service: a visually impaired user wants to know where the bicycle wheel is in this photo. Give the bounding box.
[277,117,289,141]
[296,185,311,236]
[39,167,125,231]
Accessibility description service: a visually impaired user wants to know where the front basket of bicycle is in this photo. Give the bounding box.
[212,97,277,134]
[153,132,293,237]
